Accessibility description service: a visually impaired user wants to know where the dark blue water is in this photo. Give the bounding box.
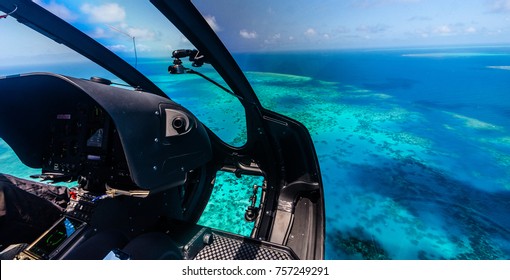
[235,47,510,128]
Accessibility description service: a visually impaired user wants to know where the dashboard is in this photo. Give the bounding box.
[0,72,212,193]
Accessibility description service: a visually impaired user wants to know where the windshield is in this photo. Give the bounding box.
[0,0,247,147]
[1,0,510,260]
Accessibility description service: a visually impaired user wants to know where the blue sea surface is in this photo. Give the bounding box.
[1,46,510,259]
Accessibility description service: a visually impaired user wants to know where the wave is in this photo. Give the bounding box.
[447,112,503,131]
[245,71,313,82]
[402,52,510,58]
[487,66,510,71]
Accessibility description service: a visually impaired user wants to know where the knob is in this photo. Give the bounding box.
[172,116,187,134]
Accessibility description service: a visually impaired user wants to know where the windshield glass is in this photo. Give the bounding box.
[0,0,247,147]
[1,0,510,260]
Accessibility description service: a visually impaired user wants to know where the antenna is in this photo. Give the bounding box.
[107,25,138,68]
[0,5,17,19]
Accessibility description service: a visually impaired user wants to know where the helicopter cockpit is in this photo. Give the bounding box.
[0,0,324,260]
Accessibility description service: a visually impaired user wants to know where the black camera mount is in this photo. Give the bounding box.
[168,49,238,98]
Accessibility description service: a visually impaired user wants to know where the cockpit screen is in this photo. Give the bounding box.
[27,217,85,259]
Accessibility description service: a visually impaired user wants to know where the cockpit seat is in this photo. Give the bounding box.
[63,230,129,260]
[63,231,182,260]
[0,174,68,248]
[122,232,182,260]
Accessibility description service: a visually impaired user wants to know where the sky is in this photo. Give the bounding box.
[192,0,510,51]
[1,0,510,63]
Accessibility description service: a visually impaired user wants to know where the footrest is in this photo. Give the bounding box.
[189,231,297,260]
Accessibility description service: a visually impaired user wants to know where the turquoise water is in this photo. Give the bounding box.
[2,47,510,259]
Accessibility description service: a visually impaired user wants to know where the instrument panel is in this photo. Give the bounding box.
[41,102,134,192]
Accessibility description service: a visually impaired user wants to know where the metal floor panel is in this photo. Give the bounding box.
[194,233,294,260]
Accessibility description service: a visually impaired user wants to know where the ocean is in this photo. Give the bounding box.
[1,46,510,259]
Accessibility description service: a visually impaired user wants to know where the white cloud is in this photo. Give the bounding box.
[204,15,221,32]
[89,27,108,38]
[136,44,151,52]
[107,44,128,52]
[240,29,257,39]
[488,0,510,13]
[356,24,390,34]
[107,42,150,53]
[81,3,126,23]
[33,0,77,21]
[304,28,317,36]
[435,25,452,35]
[127,27,155,39]
[264,33,281,44]
[465,26,477,33]
[411,23,481,39]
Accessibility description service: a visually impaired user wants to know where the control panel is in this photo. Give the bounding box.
[39,103,136,192]
[65,188,97,222]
